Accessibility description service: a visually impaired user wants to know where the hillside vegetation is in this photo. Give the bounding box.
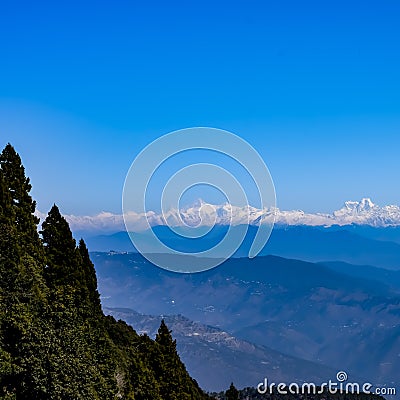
[0,143,211,400]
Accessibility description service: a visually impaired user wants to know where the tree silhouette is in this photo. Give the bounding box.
[226,382,239,400]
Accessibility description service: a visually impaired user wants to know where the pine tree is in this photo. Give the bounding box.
[0,167,17,397]
[225,383,239,400]
[155,320,181,398]
[155,319,178,355]
[41,204,84,292]
[0,165,19,294]
[154,320,208,400]
[0,143,42,260]
[40,204,117,398]
[0,146,49,399]
[1,144,214,400]
[78,238,101,315]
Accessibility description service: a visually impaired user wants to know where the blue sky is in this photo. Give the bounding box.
[1,0,399,215]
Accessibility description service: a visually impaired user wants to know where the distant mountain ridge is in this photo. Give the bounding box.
[85,224,400,269]
[104,307,339,392]
[94,253,400,387]
[36,198,400,234]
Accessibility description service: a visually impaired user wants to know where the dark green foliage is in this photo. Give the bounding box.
[0,167,18,292]
[0,144,42,260]
[0,146,49,399]
[41,204,83,291]
[0,144,212,399]
[78,239,101,315]
[225,383,239,400]
[154,320,208,400]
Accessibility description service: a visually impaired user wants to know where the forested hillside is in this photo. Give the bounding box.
[0,143,211,399]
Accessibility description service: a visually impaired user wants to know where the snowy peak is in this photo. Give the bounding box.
[331,198,400,227]
[342,198,376,213]
[175,198,400,229]
[35,198,400,234]
[359,197,376,210]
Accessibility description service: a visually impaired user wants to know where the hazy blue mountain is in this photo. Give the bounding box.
[323,224,400,244]
[94,252,400,386]
[319,261,400,292]
[104,307,338,392]
[84,231,135,252]
[263,226,400,269]
[85,225,400,269]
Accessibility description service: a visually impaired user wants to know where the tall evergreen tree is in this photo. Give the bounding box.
[0,167,17,397]
[1,144,214,400]
[39,204,117,399]
[0,143,42,259]
[0,166,19,292]
[225,383,239,400]
[155,320,183,399]
[78,238,101,315]
[0,146,49,399]
[41,204,84,292]
[155,319,178,355]
[155,320,207,400]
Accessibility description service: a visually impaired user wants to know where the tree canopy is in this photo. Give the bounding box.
[0,143,212,400]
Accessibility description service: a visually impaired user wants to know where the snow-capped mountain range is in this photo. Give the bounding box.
[36,198,400,234]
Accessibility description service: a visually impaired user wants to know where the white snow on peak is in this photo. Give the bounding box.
[35,198,400,234]
[341,198,376,213]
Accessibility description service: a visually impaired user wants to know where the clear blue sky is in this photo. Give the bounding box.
[1,0,399,215]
